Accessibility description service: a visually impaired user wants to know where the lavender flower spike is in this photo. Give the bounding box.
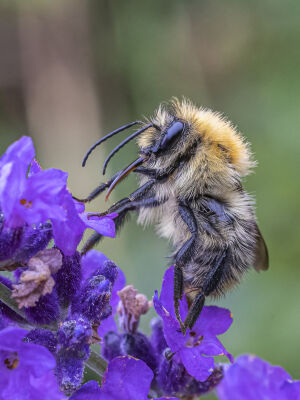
[153,265,233,382]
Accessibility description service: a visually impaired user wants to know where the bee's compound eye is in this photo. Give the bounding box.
[160,121,185,150]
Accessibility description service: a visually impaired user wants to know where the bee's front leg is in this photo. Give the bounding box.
[81,181,162,254]
[73,170,125,204]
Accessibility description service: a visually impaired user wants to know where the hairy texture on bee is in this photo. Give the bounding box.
[81,97,268,330]
[137,98,266,299]
[139,98,255,199]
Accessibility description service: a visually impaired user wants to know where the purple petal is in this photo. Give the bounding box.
[28,159,42,176]
[70,381,101,400]
[153,290,185,352]
[156,398,180,400]
[110,267,126,311]
[81,213,116,238]
[158,266,188,319]
[158,266,176,318]
[193,306,233,337]
[52,193,86,255]
[101,356,153,400]
[0,327,27,351]
[81,250,108,282]
[280,381,300,400]
[28,371,64,400]
[217,354,293,400]
[198,337,234,363]
[98,315,118,338]
[74,200,85,214]
[180,347,215,381]
[19,342,56,376]
[0,162,26,225]
[15,169,69,225]
[0,136,35,168]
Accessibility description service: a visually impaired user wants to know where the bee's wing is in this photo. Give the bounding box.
[254,225,269,271]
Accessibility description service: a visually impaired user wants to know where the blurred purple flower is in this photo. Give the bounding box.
[153,266,233,382]
[0,136,116,255]
[0,326,63,400]
[217,354,300,400]
[70,356,179,400]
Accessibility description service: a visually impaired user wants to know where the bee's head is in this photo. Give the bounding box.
[82,98,255,199]
[138,118,186,158]
[138,98,255,185]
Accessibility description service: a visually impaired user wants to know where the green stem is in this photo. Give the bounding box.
[85,350,108,381]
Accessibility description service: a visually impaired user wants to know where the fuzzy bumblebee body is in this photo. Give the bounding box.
[81,98,269,333]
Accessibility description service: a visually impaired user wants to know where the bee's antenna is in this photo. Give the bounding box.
[102,124,152,175]
[82,121,141,167]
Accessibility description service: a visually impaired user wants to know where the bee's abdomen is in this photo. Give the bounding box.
[183,195,258,297]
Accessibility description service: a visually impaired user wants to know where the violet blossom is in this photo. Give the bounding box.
[217,354,300,400]
[70,355,179,400]
[1,136,299,400]
[0,136,116,256]
[100,268,225,398]
[0,326,64,400]
[153,265,233,382]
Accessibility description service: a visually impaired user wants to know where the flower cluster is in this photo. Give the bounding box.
[100,265,230,398]
[0,137,299,400]
[0,136,115,258]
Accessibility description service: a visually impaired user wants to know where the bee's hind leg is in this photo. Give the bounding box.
[181,249,227,333]
[174,201,198,333]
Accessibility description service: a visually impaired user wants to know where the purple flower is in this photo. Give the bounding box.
[150,317,224,398]
[80,250,126,336]
[70,356,179,400]
[56,318,91,395]
[0,326,64,399]
[156,352,224,398]
[11,222,52,263]
[51,198,116,256]
[24,328,58,354]
[217,354,300,400]
[24,291,60,325]
[54,251,82,306]
[153,266,233,381]
[0,137,116,255]
[71,254,125,329]
[0,220,23,262]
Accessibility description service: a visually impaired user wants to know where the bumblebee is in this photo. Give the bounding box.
[78,98,269,334]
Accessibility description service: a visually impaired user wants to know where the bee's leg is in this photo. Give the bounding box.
[81,209,130,255]
[105,196,164,215]
[73,171,124,203]
[88,180,157,217]
[182,249,227,333]
[174,201,198,331]
[81,180,158,254]
[134,166,158,178]
[134,167,171,182]
[174,264,184,329]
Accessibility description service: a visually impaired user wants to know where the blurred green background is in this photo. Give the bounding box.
[0,0,299,396]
